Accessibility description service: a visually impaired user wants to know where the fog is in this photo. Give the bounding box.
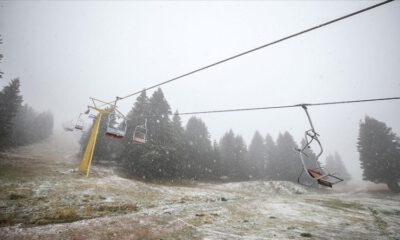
[1,1,399,181]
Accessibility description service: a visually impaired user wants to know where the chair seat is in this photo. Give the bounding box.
[307,169,333,188]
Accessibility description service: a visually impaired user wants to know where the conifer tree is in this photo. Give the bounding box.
[219,130,237,180]
[357,116,400,192]
[265,134,277,179]
[275,131,302,182]
[325,152,351,182]
[211,140,222,180]
[135,88,177,180]
[219,130,248,180]
[0,78,23,149]
[248,131,266,179]
[235,135,248,180]
[171,111,185,179]
[121,91,149,173]
[183,116,213,180]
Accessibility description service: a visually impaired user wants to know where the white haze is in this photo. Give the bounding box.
[1,1,399,181]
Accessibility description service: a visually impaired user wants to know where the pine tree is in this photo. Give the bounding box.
[121,91,149,174]
[147,88,172,145]
[275,131,302,182]
[265,134,277,179]
[219,130,249,181]
[183,116,213,180]
[248,131,266,180]
[325,152,351,182]
[172,111,184,142]
[171,111,185,179]
[219,130,237,180]
[0,78,23,149]
[133,88,177,180]
[235,135,248,180]
[211,140,222,180]
[357,116,400,192]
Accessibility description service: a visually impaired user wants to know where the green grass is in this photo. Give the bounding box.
[313,198,365,211]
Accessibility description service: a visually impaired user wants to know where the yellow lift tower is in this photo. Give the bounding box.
[79,98,112,177]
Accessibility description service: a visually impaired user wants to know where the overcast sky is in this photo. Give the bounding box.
[1,1,399,181]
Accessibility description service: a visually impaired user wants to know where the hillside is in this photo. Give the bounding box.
[0,133,399,240]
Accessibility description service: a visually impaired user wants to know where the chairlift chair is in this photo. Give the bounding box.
[133,119,147,144]
[105,98,127,140]
[296,105,344,188]
[63,120,75,132]
[75,113,85,131]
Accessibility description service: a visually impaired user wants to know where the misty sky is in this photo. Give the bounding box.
[1,1,399,181]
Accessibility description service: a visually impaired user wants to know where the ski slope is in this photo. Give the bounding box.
[0,133,399,240]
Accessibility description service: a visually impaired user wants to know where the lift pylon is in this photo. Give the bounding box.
[79,110,103,177]
[79,97,116,177]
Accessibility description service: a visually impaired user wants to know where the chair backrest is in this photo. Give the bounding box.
[133,125,147,144]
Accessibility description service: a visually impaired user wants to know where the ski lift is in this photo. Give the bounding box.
[296,105,343,188]
[133,119,147,144]
[75,113,85,131]
[105,98,127,139]
[63,120,75,132]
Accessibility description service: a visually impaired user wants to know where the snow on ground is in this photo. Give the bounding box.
[1,133,400,239]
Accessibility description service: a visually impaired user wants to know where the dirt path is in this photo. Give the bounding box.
[1,133,400,239]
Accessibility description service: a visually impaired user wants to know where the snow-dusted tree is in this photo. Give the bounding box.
[136,88,178,180]
[171,111,185,179]
[275,132,302,182]
[325,152,351,182]
[121,91,149,173]
[357,116,400,192]
[211,140,222,180]
[0,78,23,149]
[219,130,248,180]
[265,134,277,179]
[248,131,266,179]
[235,135,248,180]
[183,116,213,180]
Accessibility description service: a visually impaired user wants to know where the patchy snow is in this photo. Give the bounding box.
[1,135,400,239]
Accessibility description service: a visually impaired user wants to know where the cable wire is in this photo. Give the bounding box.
[147,96,400,117]
[98,0,394,106]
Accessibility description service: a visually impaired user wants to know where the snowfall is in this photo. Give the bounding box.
[0,133,399,240]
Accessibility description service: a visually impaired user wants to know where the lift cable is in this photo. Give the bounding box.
[97,0,394,107]
[144,96,400,117]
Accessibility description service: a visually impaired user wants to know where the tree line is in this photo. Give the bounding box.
[80,88,351,184]
[0,81,54,151]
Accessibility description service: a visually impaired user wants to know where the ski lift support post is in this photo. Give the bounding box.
[79,97,115,177]
[296,104,344,188]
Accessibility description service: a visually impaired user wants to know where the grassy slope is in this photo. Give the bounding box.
[0,134,399,240]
